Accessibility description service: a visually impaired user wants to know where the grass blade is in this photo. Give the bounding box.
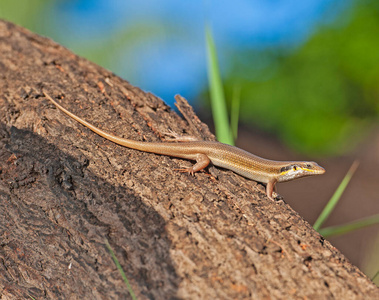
[313,160,359,231]
[318,214,379,238]
[230,83,241,140]
[105,240,137,300]
[372,270,379,282]
[205,24,233,145]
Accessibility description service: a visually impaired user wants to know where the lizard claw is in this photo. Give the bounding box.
[173,167,195,176]
[162,130,200,142]
[161,129,179,140]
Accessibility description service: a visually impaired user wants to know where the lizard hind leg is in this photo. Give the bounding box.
[174,154,210,175]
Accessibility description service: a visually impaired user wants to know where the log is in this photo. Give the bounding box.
[0,19,377,299]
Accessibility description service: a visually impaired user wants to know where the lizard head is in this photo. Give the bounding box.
[278,161,325,182]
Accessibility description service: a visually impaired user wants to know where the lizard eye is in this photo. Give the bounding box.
[293,166,297,171]
[306,164,312,168]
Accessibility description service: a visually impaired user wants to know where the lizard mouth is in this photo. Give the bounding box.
[314,166,326,174]
[315,166,326,174]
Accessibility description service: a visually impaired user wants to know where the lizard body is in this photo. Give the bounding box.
[44,93,325,200]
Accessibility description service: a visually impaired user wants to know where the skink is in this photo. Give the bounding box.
[44,93,325,200]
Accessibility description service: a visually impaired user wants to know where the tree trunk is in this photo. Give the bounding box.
[0,19,377,299]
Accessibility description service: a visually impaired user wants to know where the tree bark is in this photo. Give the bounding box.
[0,19,377,299]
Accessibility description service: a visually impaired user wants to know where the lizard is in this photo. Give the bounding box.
[44,92,325,200]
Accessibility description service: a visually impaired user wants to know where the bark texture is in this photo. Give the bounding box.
[0,20,377,299]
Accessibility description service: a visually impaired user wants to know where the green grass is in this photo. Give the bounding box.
[313,161,359,231]
[318,214,379,238]
[106,240,137,300]
[372,270,379,281]
[314,160,379,238]
[205,24,234,145]
[230,84,241,140]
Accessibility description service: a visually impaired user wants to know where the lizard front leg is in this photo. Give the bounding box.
[162,130,201,142]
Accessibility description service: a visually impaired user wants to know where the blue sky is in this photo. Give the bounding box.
[48,0,351,105]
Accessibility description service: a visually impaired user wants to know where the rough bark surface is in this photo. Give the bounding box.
[0,20,377,299]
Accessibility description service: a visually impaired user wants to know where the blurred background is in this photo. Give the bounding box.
[1,0,378,282]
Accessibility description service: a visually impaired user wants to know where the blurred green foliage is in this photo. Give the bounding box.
[0,0,170,80]
[225,0,379,156]
[0,0,51,33]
